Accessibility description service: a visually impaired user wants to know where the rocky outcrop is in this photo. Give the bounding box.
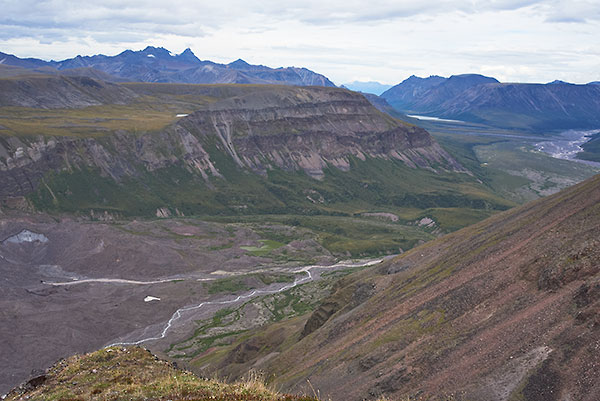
[180,87,467,178]
[0,127,221,199]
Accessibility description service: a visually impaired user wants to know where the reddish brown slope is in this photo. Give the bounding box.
[259,174,600,400]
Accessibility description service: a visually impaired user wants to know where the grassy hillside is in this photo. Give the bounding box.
[4,347,318,401]
[26,153,512,222]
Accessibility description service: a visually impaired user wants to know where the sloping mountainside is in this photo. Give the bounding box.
[438,82,600,130]
[361,93,412,121]
[0,64,125,82]
[381,74,494,111]
[0,74,136,108]
[382,74,600,131]
[0,47,335,87]
[578,132,600,162]
[384,74,499,112]
[199,173,600,401]
[0,75,513,222]
[4,347,317,401]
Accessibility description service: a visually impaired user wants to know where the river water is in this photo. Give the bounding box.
[534,129,600,168]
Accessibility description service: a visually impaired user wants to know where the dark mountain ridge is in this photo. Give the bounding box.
[0,74,136,109]
[382,74,600,131]
[0,47,335,87]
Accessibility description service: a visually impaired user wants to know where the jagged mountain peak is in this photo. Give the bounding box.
[403,74,445,83]
[177,47,199,62]
[2,48,337,87]
[548,79,571,85]
[228,58,251,68]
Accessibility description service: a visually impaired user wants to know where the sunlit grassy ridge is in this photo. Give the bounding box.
[4,347,318,401]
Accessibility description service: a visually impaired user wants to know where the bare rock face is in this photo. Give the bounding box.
[0,86,467,205]
[177,86,468,178]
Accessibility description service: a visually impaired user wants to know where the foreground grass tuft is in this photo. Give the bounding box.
[5,347,318,401]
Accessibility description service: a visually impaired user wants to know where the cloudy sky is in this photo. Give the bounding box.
[1,0,599,85]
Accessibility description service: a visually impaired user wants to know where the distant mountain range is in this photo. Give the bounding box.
[0,46,335,87]
[382,74,600,131]
[341,81,393,95]
[3,47,600,132]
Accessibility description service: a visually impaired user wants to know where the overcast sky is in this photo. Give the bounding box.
[1,0,599,85]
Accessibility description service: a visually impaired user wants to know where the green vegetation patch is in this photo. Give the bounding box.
[204,272,297,295]
[210,214,435,257]
[0,103,179,138]
[204,276,252,295]
[172,276,330,365]
[433,130,599,204]
[241,239,286,256]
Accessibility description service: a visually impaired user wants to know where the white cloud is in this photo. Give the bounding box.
[0,0,599,84]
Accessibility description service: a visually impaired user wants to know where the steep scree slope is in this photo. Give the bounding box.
[234,174,600,401]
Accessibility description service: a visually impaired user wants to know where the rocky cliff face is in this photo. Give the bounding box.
[178,87,466,179]
[0,86,467,207]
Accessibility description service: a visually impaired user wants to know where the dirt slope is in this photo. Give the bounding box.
[240,174,600,400]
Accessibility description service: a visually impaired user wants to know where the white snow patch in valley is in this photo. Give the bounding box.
[3,230,48,244]
[144,296,161,302]
[176,113,189,117]
[147,54,156,58]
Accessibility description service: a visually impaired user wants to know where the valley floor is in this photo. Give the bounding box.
[0,212,390,395]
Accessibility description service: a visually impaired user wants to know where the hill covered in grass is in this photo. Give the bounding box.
[4,347,318,401]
